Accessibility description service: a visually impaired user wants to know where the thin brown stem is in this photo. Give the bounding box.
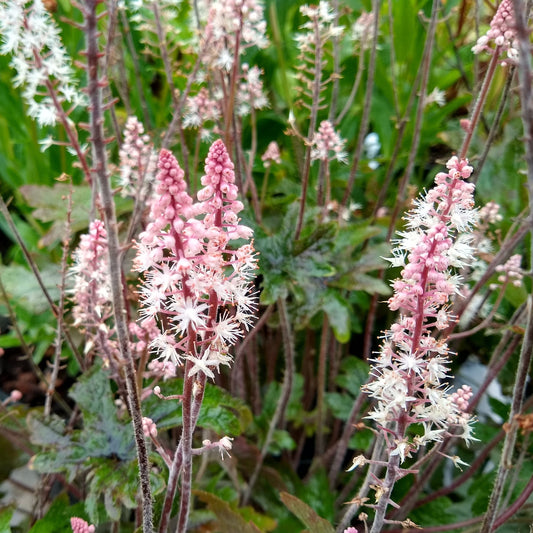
[459,49,501,160]
[383,0,439,242]
[315,316,330,457]
[84,2,153,530]
[463,20,533,526]
[176,360,194,533]
[473,66,516,184]
[45,182,73,418]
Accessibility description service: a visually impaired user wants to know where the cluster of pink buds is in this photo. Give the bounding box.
[491,254,524,289]
[472,0,518,65]
[478,201,503,225]
[142,416,158,438]
[135,139,258,379]
[70,220,157,367]
[450,385,473,413]
[310,120,348,163]
[70,517,95,533]
[365,156,479,463]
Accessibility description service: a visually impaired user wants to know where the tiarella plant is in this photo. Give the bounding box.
[346,156,479,531]
[135,139,258,532]
[1,1,533,533]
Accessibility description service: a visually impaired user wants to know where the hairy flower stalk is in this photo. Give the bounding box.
[361,156,478,532]
[201,0,268,145]
[82,0,154,529]
[135,139,257,533]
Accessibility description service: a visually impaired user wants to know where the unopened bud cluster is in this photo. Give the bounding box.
[472,0,518,65]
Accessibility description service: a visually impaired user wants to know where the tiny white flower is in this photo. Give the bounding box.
[171,298,209,335]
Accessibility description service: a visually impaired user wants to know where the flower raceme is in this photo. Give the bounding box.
[471,0,518,65]
[365,156,478,463]
[69,219,122,365]
[0,0,85,126]
[135,139,258,379]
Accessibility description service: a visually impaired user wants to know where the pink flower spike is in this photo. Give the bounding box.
[366,155,479,463]
[70,517,95,533]
[136,140,258,378]
[118,116,157,197]
[149,149,193,227]
[472,0,518,64]
[199,139,253,240]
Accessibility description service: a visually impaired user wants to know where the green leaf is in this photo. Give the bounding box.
[293,220,337,257]
[29,494,87,533]
[321,290,350,343]
[199,385,253,435]
[333,223,383,254]
[279,492,335,533]
[349,427,374,450]
[487,397,510,423]
[335,356,370,397]
[19,184,131,246]
[409,496,455,529]
[260,273,290,304]
[238,505,278,532]
[29,363,135,477]
[143,378,252,435]
[259,374,304,422]
[27,413,68,447]
[19,184,93,247]
[0,264,60,313]
[333,271,391,295]
[325,392,353,421]
[0,507,13,533]
[469,471,495,515]
[194,490,264,533]
[69,364,134,460]
[270,429,296,453]
[296,469,335,524]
